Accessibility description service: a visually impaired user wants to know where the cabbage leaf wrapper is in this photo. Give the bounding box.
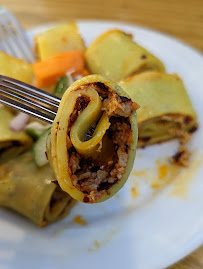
[119,72,197,148]
[85,30,165,82]
[0,151,75,226]
[48,75,139,203]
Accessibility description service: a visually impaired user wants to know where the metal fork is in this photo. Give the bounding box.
[0,75,60,123]
[0,7,35,63]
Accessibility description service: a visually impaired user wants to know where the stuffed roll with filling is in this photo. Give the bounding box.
[48,75,139,203]
[119,72,198,148]
[0,151,75,226]
[85,30,165,82]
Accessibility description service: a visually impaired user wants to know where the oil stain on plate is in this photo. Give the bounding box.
[169,151,203,199]
[87,228,119,252]
[73,215,87,226]
[132,149,203,202]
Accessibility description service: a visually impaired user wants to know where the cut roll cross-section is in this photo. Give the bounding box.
[119,72,198,148]
[0,151,75,226]
[48,75,139,203]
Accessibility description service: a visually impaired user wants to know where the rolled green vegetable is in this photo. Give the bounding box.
[0,151,75,226]
[48,75,139,203]
[85,30,165,82]
[0,107,32,164]
[119,72,198,148]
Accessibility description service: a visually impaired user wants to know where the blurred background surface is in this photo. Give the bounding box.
[3,0,203,51]
[1,0,203,268]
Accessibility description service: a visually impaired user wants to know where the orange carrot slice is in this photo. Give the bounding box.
[33,51,85,87]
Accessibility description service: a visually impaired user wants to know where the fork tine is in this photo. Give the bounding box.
[0,41,10,55]
[3,23,26,61]
[0,86,57,116]
[0,94,54,123]
[0,75,60,109]
[0,75,61,123]
[0,81,59,111]
[0,7,35,63]
[0,25,14,55]
[5,10,35,63]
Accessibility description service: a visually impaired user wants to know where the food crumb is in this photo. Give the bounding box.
[133,170,146,177]
[87,228,119,253]
[131,187,139,198]
[73,215,87,226]
[169,151,203,199]
[151,183,160,189]
[87,240,100,252]
[158,164,168,179]
[40,221,47,228]
[94,240,100,248]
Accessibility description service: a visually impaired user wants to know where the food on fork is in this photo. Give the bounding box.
[119,72,198,148]
[0,151,75,226]
[47,75,139,203]
[85,29,165,82]
[34,23,86,60]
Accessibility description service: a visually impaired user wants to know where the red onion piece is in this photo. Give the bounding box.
[10,112,30,132]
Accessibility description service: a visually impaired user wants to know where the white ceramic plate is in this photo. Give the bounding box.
[0,20,203,269]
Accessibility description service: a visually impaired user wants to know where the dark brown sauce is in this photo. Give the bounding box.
[0,141,21,154]
[188,124,198,133]
[139,136,151,142]
[94,82,109,99]
[141,54,147,59]
[118,96,131,102]
[184,116,193,125]
[69,95,90,128]
[83,196,89,203]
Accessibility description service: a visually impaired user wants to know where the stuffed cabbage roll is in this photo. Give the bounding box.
[119,72,197,148]
[48,75,139,203]
[0,151,75,226]
[85,30,165,81]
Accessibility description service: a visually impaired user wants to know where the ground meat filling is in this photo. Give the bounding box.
[170,146,191,167]
[67,83,137,203]
[102,92,139,117]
